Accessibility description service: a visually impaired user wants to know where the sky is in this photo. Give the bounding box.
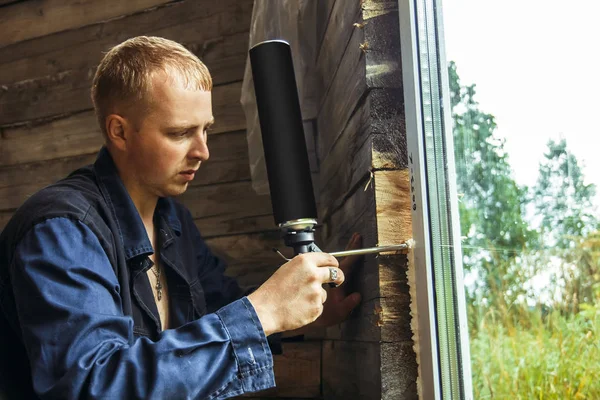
[441,0,600,196]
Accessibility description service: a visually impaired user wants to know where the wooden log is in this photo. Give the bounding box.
[316,25,366,162]
[322,340,381,399]
[0,0,253,127]
[206,230,287,270]
[242,341,321,398]
[0,0,23,7]
[315,0,362,109]
[374,169,412,246]
[0,80,246,166]
[224,261,279,290]
[195,213,275,241]
[0,111,104,166]
[0,0,252,75]
[317,88,405,222]
[0,56,247,127]
[316,5,403,163]
[0,130,251,211]
[181,180,271,222]
[317,95,371,221]
[322,340,417,400]
[318,159,412,344]
[362,1,403,90]
[316,0,337,52]
[0,0,179,48]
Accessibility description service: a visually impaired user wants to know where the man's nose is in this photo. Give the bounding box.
[189,132,210,161]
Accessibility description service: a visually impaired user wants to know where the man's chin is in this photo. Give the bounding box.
[161,183,189,198]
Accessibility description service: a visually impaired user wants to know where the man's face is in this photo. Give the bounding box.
[124,72,213,199]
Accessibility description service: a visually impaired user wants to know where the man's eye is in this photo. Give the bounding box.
[172,129,189,137]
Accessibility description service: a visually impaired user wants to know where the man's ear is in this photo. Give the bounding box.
[105,114,130,151]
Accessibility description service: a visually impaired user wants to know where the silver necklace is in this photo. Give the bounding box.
[150,264,163,301]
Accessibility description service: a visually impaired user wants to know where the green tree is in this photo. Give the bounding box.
[533,138,597,250]
[449,61,535,307]
[532,139,599,311]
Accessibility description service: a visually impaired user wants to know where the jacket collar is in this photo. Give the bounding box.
[93,147,182,260]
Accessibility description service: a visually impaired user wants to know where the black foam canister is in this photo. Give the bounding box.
[249,40,317,226]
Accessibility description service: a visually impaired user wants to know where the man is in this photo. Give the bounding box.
[0,36,362,399]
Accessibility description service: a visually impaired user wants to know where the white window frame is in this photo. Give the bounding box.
[398,0,473,398]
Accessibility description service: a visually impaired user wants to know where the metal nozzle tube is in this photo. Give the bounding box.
[329,244,409,258]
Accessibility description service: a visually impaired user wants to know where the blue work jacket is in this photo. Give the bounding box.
[0,147,278,399]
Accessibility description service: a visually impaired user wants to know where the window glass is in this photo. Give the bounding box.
[443,1,600,397]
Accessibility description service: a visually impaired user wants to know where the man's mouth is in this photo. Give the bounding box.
[179,169,197,180]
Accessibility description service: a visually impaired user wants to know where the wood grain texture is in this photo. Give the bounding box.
[317,95,371,221]
[240,342,321,398]
[0,64,246,127]
[316,25,366,163]
[374,169,412,246]
[0,0,253,127]
[0,0,177,48]
[322,340,381,400]
[0,129,250,210]
[0,81,245,166]
[0,0,252,76]
[322,340,417,400]
[315,0,361,110]
[0,0,24,7]
[206,230,287,270]
[316,0,336,52]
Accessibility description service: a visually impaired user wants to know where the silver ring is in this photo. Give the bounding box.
[329,267,338,282]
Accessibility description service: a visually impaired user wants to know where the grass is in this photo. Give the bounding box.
[470,304,600,399]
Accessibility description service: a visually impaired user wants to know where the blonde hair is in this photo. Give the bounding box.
[91,36,212,137]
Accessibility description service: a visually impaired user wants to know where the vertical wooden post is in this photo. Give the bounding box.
[315,0,418,398]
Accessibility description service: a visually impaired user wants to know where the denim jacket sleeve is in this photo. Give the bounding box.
[10,217,275,399]
[192,219,283,355]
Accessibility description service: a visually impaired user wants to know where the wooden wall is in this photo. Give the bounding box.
[313,0,418,398]
[0,1,319,399]
[1,0,418,398]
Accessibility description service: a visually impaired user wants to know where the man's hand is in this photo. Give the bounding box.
[247,233,364,337]
[247,251,344,336]
[309,232,363,329]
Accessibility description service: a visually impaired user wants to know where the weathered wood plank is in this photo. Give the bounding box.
[317,95,371,221]
[0,57,246,127]
[0,0,176,48]
[362,1,403,90]
[182,180,271,222]
[316,25,366,162]
[194,213,274,241]
[0,81,246,165]
[0,0,252,71]
[316,5,403,163]
[322,340,381,399]
[207,230,287,271]
[316,0,337,52]
[225,261,279,290]
[374,169,412,246]
[315,0,362,110]
[0,111,103,166]
[380,341,418,399]
[242,341,321,398]
[318,88,405,223]
[322,340,417,400]
[0,130,251,211]
[0,0,23,6]
[0,25,248,91]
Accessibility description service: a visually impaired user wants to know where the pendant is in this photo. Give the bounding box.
[156,280,163,301]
